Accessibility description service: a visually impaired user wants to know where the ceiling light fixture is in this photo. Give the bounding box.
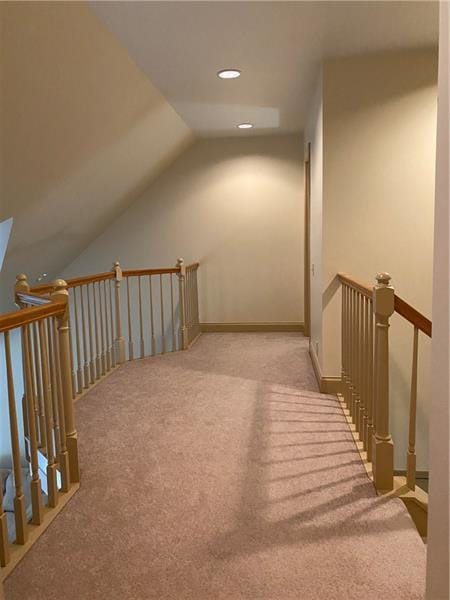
[237,123,253,129]
[217,69,241,79]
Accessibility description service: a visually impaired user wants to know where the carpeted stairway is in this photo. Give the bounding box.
[4,333,426,599]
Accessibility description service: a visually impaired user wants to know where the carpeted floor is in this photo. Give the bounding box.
[5,333,426,599]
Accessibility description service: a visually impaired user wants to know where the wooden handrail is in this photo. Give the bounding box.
[122,267,180,277]
[338,272,432,337]
[29,263,200,293]
[337,272,372,298]
[27,283,53,294]
[185,262,200,271]
[394,295,432,338]
[30,271,114,294]
[0,301,65,333]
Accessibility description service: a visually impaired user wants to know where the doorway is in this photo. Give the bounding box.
[304,142,311,337]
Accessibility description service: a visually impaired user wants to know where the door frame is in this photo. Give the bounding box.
[304,142,311,337]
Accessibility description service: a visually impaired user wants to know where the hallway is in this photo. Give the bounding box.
[4,333,425,599]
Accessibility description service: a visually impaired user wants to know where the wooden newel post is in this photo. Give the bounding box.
[372,272,394,492]
[112,261,126,364]
[176,258,188,350]
[14,273,30,305]
[51,279,80,484]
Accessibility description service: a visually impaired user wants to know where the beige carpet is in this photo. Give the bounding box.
[5,333,426,599]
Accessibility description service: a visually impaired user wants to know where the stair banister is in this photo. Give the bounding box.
[1,258,200,576]
[372,272,395,492]
[338,270,430,534]
[14,276,46,516]
[22,322,45,521]
[407,326,419,490]
[177,258,188,350]
[51,280,80,484]
[112,261,126,364]
[4,330,28,545]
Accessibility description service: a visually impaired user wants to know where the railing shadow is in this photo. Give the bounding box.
[208,382,419,562]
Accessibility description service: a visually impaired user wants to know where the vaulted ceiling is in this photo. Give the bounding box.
[0,2,193,309]
[91,1,438,136]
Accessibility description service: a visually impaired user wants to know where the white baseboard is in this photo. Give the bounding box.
[308,341,342,394]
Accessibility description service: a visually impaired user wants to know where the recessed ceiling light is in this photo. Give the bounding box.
[217,69,241,79]
[237,123,253,129]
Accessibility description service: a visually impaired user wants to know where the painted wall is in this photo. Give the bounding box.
[426,3,450,597]
[0,1,193,312]
[63,135,304,325]
[304,73,324,366]
[306,48,438,469]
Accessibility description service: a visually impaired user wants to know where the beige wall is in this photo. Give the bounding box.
[426,4,450,597]
[306,49,438,470]
[63,135,304,325]
[0,1,193,311]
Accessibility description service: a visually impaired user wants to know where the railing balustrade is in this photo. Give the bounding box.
[338,271,431,529]
[183,260,201,347]
[0,258,200,577]
[0,284,78,575]
[27,259,200,395]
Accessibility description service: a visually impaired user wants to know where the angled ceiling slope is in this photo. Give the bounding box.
[90,0,438,137]
[0,2,193,310]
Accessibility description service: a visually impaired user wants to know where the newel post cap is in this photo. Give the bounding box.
[373,272,394,317]
[50,279,69,321]
[112,261,122,280]
[15,273,29,292]
[51,278,69,296]
[376,272,392,286]
[176,258,186,276]
[53,278,67,288]
[14,273,30,307]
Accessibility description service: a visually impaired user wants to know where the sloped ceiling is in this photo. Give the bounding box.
[0,2,193,310]
[91,0,438,136]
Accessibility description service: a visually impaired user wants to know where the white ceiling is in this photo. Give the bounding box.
[90,1,438,137]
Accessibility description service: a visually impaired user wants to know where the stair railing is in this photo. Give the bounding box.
[182,260,201,347]
[27,259,200,398]
[1,258,199,577]
[338,272,431,497]
[0,280,79,575]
